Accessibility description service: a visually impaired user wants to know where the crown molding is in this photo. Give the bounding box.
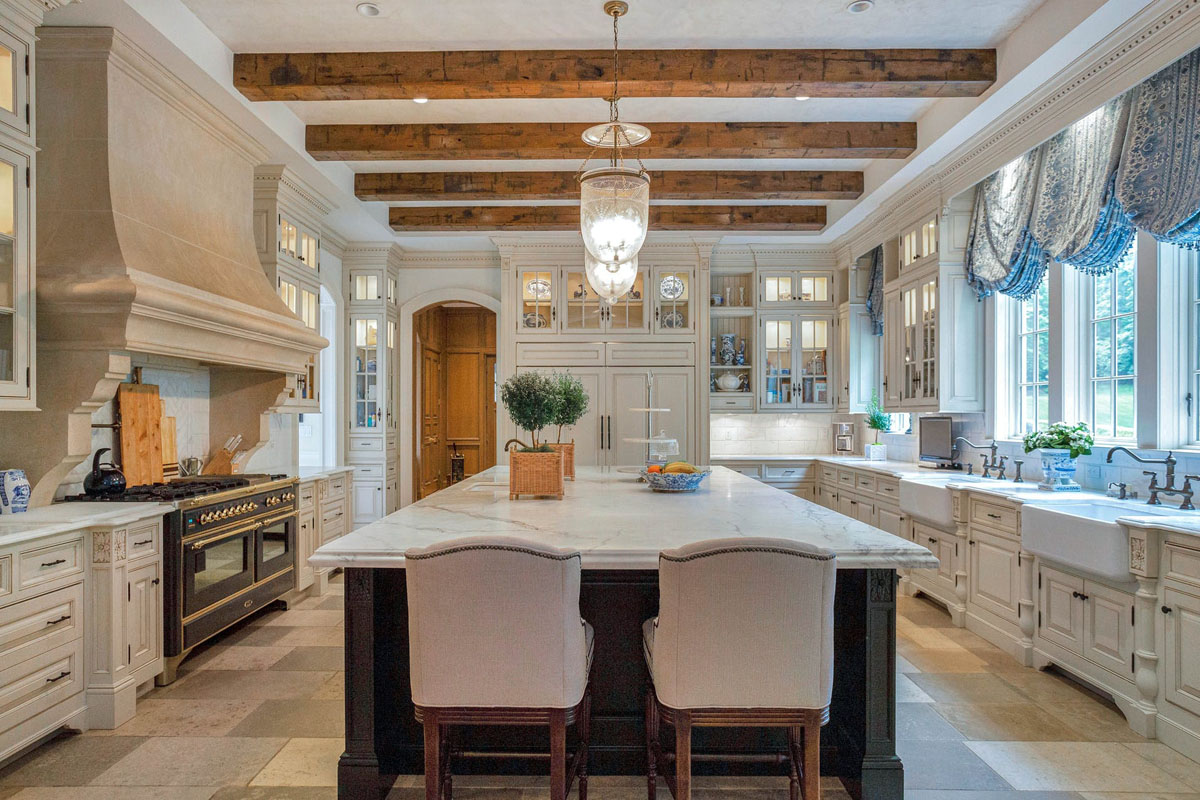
[254,164,337,218]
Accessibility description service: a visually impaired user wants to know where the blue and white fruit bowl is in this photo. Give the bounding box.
[641,469,712,493]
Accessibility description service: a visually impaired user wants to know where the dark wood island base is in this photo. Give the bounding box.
[338,566,904,800]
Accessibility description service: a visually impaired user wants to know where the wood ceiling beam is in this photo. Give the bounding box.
[357,170,863,202]
[308,122,916,161]
[388,205,826,232]
[235,49,996,101]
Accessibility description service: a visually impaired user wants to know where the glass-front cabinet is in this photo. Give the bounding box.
[0,142,29,406]
[518,269,557,334]
[758,270,834,309]
[652,267,695,334]
[351,315,381,429]
[759,313,833,410]
[900,278,938,404]
[0,29,28,139]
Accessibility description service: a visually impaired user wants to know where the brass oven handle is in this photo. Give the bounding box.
[190,523,260,551]
[257,511,296,528]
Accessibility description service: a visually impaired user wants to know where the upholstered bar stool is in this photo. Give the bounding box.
[405,535,594,800]
[643,537,837,800]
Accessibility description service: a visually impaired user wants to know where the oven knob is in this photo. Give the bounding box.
[220,509,231,519]
[200,513,210,524]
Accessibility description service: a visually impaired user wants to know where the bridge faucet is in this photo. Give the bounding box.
[1107,447,1186,507]
[955,437,1000,477]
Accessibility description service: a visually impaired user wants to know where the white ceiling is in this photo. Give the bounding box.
[171,0,1052,248]
[179,0,1045,52]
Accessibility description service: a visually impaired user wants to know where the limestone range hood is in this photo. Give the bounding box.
[0,27,328,505]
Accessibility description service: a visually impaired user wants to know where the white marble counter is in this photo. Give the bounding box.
[0,502,171,547]
[296,465,355,482]
[310,466,937,571]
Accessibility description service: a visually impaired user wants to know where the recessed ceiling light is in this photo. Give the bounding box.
[845,0,875,13]
[412,95,429,104]
[356,3,381,17]
[794,95,811,101]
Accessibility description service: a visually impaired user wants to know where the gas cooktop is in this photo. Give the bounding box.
[63,474,288,504]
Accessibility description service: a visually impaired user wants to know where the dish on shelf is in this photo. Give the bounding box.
[522,312,548,328]
[641,468,712,493]
[661,310,685,328]
[660,275,685,300]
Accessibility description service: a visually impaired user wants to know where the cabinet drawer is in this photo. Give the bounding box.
[711,394,753,411]
[0,583,83,666]
[299,481,317,511]
[856,474,877,494]
[321,499,348,543]
[1166,542,1200,587]
[0,638,84,737]
[820,465,837,483]
[605,342,693,367]
[354,465,384,481]
[764,464,812,481]
[18,536,84,592]
[349,436,383,453]
[517,341,604,367]
[837,470,856,487]
[876,477,900,500]
[387,461,398,479]
[970,498,1018,534]
[127,522,160,562]
[719,464,761,480]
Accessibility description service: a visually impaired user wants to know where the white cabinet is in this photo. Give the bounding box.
[520,265,694,338]
[125,559,160,676]
[758,270,833,309]
[651,267,696,334]
[837,303,880,413]
[969,529,1021,625]
[876,505,904,537]
[353,472,384,525]
[294,470,354,595]
[1038,565,1133,678]
[1163,586,1200,717]
[0,133,31,407]
[759,313,833,411]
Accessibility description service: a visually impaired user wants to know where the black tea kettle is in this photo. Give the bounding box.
[84,448,126,497]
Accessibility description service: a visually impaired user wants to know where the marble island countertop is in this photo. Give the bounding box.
[311,465,938,571]
[296,465,355,481]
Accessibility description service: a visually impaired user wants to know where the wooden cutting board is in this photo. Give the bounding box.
[118,381,164,486]
[160,400,178,480]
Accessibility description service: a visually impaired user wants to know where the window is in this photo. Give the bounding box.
[1016,277,1050,436]
[1090,249,1137,440]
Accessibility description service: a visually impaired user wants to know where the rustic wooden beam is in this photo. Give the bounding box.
[308,122,915,161]
[388,205,826,232]
[357,170,863,202]
[235,49,995,101]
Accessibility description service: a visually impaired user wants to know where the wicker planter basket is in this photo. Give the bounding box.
[548,442,576,480]
[508,447,565,500]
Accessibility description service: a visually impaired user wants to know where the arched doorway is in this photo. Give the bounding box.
[403,294,500,505]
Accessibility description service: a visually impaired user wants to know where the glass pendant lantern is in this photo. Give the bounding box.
[584,251,638,304]
[577,0,651,285]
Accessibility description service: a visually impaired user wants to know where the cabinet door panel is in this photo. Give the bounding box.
[606,367,693,466]
[855,499,876,527]
[127,560,161,674]
[555,367,603,468]
[876,506,903,537]
[969,529,1020,624]
[517,269,558,334]
[1083,580,1134,677]
[652,267,696,334]
[353,481,384,525]
[1039,566,1084,655]
[837,491,856,519]
[1164,587,1200,716]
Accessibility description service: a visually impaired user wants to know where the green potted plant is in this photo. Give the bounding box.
[864,391,890,461]
[1022,421,1092,491]
[548,372,590,481]
[500,372,564,500]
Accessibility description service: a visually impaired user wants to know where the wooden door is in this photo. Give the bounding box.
[484,354,497,471]
[418,346,443,498]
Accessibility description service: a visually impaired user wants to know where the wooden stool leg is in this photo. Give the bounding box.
[440,724,453,800]
[801,725,821,800]
[550,708,567,800]
[645,689,658,800]
[579,690,591,800]
[787,726,801,800]
[674,711,692,800]
[423,715,441,800]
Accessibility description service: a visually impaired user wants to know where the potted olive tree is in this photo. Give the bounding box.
[500,372,564,500]
[548,372,590,481]
[864,391,890,461]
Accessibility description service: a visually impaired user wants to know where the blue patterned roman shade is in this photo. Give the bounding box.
[1115,47,1200,248]
[965,148,1048,299]
[865,245,884,336]
[1032,96,1135,274]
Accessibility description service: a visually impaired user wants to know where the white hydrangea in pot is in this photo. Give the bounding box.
[1022,422,1094,491]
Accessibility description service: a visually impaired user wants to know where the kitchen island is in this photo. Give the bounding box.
[311,466,937,800]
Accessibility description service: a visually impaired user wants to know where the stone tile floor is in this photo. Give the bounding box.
[0,576,1197,799]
